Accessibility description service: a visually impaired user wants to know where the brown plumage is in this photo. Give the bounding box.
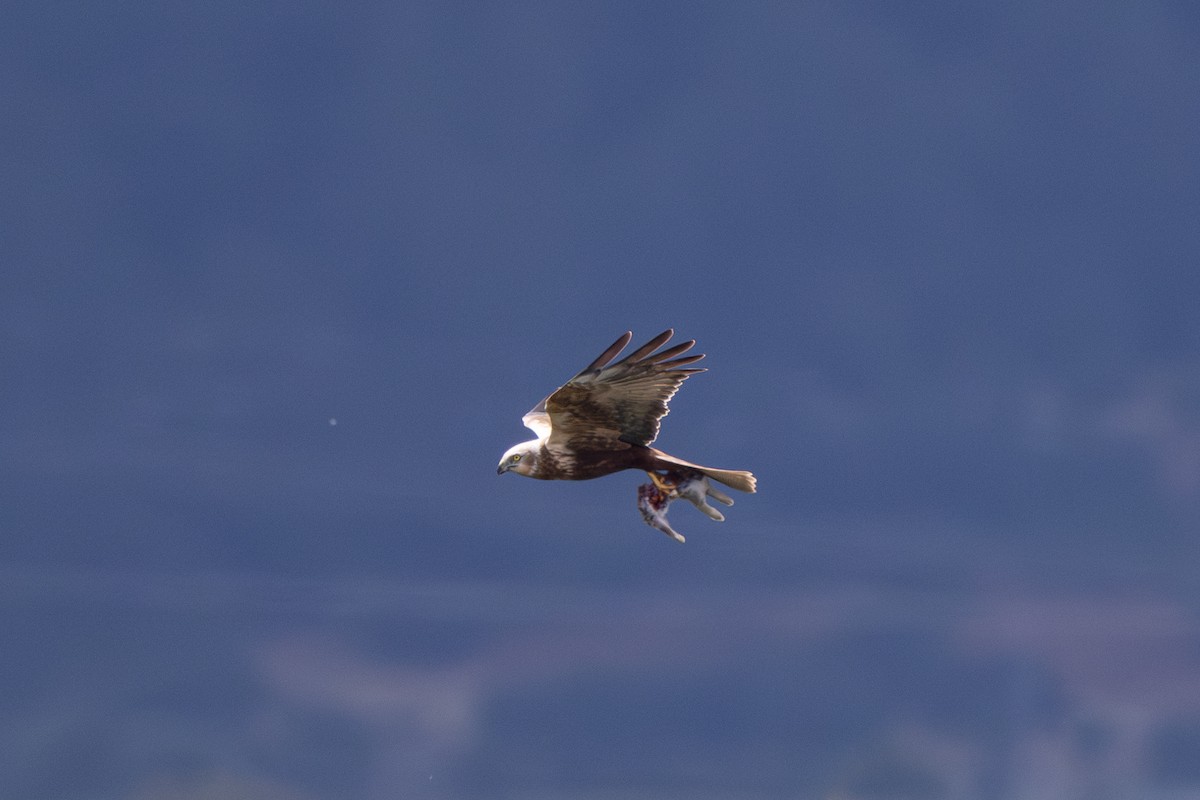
[497,330,757,495]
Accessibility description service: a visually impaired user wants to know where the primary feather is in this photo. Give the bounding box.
[540,329,704,451]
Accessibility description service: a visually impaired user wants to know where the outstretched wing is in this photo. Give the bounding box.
[528,329,705,451]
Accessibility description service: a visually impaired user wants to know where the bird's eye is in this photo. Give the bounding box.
[512,454,522,462]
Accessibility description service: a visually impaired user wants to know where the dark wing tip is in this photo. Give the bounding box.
[581,331,633,374]
[660,353,705,369]
[623,330,675,364]
[646,339,696,364]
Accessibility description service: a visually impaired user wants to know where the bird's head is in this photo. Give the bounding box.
[497,441,539,477]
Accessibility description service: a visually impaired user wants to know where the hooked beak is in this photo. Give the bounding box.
[497,464,508,475]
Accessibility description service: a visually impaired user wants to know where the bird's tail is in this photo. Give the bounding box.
[650,450,757,494]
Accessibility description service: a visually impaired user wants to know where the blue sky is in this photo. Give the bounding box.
[5,3,1200,798]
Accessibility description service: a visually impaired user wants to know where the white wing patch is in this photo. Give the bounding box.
[522,409,552,440]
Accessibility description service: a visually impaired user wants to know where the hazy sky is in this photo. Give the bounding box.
[4,3,1200,798]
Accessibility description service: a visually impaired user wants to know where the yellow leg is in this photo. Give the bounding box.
[646,471,676,494]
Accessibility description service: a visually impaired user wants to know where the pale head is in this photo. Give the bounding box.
[496,440,540,476]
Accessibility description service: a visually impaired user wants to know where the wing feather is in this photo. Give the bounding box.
[541,329,705,450]
[617,330,674,365]
[521,406,552,439]
[521,331,634,439]
[659,354,706,369]
[641,339,695,363]
[578,331,632,374]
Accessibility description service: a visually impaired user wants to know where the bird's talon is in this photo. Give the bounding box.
[647,471,677,495]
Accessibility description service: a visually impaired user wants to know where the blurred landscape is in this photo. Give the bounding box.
[4,3,1200,798]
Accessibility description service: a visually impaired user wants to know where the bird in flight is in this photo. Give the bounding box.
[497,330,756,542]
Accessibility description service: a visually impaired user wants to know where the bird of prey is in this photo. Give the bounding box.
[497,330,756,542]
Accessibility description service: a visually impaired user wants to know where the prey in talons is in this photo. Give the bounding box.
[637,469,736,543]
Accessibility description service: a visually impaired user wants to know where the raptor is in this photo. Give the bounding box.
[497,330,756,541]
